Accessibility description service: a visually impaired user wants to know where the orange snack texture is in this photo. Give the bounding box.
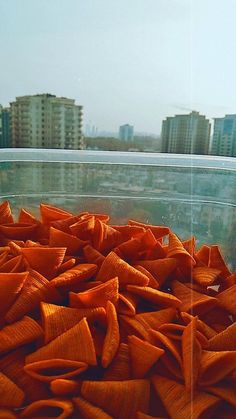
[0,201,235,418]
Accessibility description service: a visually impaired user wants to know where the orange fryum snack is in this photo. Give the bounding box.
[1,201,236,417]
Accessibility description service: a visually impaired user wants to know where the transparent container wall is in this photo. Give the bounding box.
[0,150,236,269]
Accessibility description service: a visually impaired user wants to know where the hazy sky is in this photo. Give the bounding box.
[1,0,236,134]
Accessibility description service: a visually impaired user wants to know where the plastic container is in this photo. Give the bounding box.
[0,149,236,269]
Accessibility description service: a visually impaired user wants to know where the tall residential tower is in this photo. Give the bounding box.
[119,124,134,141]
[211,115,236,157]
[10,94,83,149]
[0,106,11,147]
[161,111,211,155]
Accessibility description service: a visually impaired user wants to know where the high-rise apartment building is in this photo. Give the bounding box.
[211,115,236,157]
[10,94,83,149]
[0,106,11,147]
[119,124,134,141]
[161,111,211,155]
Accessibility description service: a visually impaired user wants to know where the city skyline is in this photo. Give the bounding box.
[1,0,236,133]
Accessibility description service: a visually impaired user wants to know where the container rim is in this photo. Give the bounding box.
[1,149,236,170]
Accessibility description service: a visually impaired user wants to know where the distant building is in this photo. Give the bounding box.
[0,106,11,148]
[119,124,134,141]
[10,93,83,149]
[161,111,211,155]
[211,115,236,157]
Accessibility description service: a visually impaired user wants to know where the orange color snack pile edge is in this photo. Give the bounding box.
[0,201,235,418]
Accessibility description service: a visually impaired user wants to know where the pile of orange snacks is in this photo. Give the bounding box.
[0,201,236,419]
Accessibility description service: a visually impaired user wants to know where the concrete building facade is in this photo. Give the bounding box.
[10,94,83,149]
[0,106,11,147]
[161,111,211,155]
[211,114,236,157]
[119,124,134,141]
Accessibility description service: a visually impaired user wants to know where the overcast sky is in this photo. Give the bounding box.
[1,0,236,134]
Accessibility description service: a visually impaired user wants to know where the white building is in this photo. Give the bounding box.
[211,115,236,157]
[161,111,211,155]
[119,124,134,141]
[10,94,83,149]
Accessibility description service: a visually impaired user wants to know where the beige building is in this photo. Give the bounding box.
[161,111,211,155]
[10,94,83,149]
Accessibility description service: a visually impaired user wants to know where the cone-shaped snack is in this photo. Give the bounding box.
[167,232,195,265]
[70,216,95,240]
[0,272,28,318]
[134,258,177,286]
[195,244,210,266]
[0,373,25,408]
[208,323,236,350]
[205,382,236,408]
[192,266,221,286]
[8,241,23,256]
[50,379,80,396]
[26,317,97,366]
[0,409,17,419]
[111,224,145,240]
[148,329,182,368]
[19,398,74,418]
[24,359,88,382]
[0,201,14,224]
[102,301,120,368]
[90,325,106,357]
[182,236,196,255]
[5,269,60,324]
[73,396,113,419]
[49,227,88,255]
[127,285,181,308]
[21,247,66,279]
[96,252,149,287]
[0,347,49,402]
[0,223,37,241]
[51,215,81,233]
[0,255,25,273]
[81,379,150,419]
[0,251,9,266]
[0,246,10,254]
[103,343,131,381]
[40,203,72,225]
[217,284,236,316]
[144,240,166,260]
[83,244,105,268]
[133,266,159,289]
[119,315,149,340]
[116,292,139,316]
[128,220,169,240]
[114,237,142,261]
[128,335,164,378]
[199,350,236,386]
[57,258,76,274]
[41,302,106,343]
[135,308,176,330]
[182,316,202,392]
[171,280,218,315]
[158,323,185,341]
[93,220,122,254]
[151,374,220,419]
[0,316,43,354]
[69,278,119,309]
[180,311,217,339]
[201,307,233,333]
[158,323,208,347]
[209,245,231,279]
[18,208,39,224]
[49,263,97,289]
